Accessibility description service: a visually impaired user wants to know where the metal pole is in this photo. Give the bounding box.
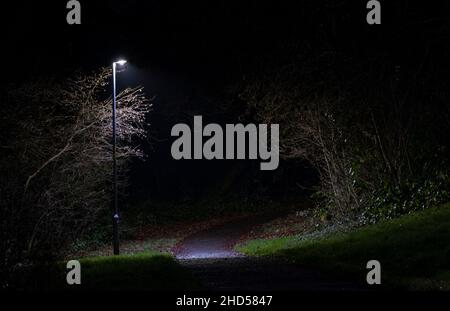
[112,62,120,255]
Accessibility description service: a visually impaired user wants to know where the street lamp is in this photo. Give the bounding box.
[112,59,127,255]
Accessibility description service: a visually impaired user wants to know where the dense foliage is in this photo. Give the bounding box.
[239,14,450,223]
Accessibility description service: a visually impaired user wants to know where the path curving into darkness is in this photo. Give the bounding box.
[174,214,364,290]
[173,214,273,259]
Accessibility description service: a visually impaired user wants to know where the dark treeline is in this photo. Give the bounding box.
[134,1,450,220]
[236,1,450,222]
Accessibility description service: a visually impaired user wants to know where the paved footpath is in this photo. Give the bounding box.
[175,217,364,290]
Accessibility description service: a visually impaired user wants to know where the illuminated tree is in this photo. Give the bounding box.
[0,68,151,281]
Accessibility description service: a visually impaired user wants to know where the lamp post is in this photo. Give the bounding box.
[112,59,127,255]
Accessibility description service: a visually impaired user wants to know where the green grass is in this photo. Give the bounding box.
[236,203,450,290]
[20,252,200,290]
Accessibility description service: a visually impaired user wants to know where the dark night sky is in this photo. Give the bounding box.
[5,1,445,93]
[4,1,377,82]
[3,1,449,203]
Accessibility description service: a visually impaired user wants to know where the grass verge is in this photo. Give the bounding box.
[17,252,200,290]
[236,203,450,290]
